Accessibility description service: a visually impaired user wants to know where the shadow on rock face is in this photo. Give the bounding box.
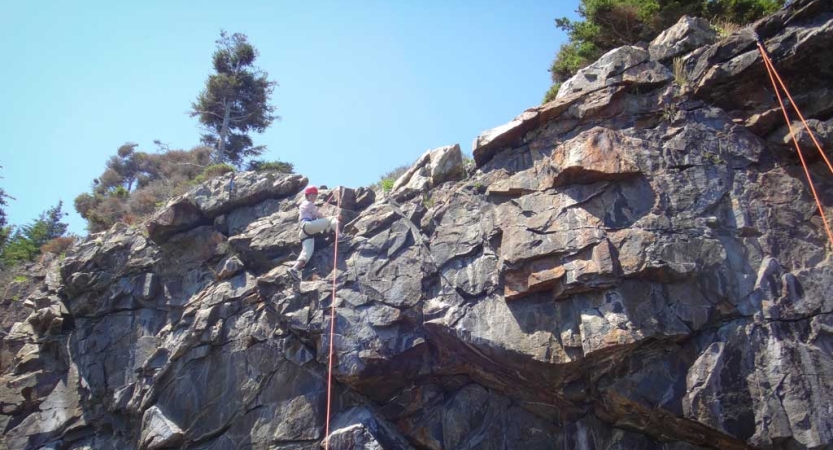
[568,176,656,230]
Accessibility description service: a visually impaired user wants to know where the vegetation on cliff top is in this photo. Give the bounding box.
[0,201,73,268]
[0,32,291,269]
[69,31,290,235]
[543,0,785,103]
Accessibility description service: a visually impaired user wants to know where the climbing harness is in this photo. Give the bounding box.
[323,187,342,450]
[300,220,314,239]
[754,32,833,248]
[299,190,338,240]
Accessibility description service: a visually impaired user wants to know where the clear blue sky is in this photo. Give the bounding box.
[1,1,578,235]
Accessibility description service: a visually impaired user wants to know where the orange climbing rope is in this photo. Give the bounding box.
[323,187,342,450]
[755,36,833,248]
[757,44,833,174]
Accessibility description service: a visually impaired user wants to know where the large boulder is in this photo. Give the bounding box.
[227,210,300,270]
[139,406,184,450]
[326,407,415,450]
[146,172,307,243]
[190,172,307,217]
[144,197,206,244]
[391,144,465,200]
[649,16,717,61]
[556,46,672,99]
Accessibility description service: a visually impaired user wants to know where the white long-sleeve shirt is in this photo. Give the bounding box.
[298,200,323,222]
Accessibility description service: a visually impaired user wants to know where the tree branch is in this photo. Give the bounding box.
[172,162,210,168]
[229,111,259,122]
[192,109,225,119]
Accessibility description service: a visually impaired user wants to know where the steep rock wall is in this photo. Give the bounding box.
[2,1,833,449]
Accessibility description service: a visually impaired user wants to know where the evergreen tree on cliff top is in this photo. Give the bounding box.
[191,31,279,167]
[0,166,12,248]
[0,202,68,266]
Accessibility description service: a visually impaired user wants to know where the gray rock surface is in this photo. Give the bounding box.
[556,46,672,100]
[146,172,307,243]
[140,406,184,450]
[649,16,717,61]
[327,407,415,450]
[3,2,833,449]
[391,144,465,200]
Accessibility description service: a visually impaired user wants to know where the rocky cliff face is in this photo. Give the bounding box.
[3,1,833,449]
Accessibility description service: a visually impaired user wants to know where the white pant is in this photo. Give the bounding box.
[297,217,338,264]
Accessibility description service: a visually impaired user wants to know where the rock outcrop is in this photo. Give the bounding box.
[147,171,308,244]
[3,1,833,449]
[390,144,466,201]
[649,15,717,62]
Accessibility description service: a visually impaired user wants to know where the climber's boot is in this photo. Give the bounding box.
[289,260,305,280]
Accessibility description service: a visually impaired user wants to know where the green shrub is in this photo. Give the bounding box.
[549,40,601,84]
[41,236,77,255]
[711,19,742,38]
[203,163,236,178]
[75,145,215,233]
[373,164,410,192]
[128,185,168,217]
[0,202,69,267]
[192,163,235,185]
[422,194,434,209]
[0,232,38,266]
[12,275,27,283]
[705,0,783,24]
[246,159,294,173]
[543,83,562,104]
[380,178,395,192]
[113,185,129,198]
[86,197,127,232]
[74,193,97,219]
[704,152,724,164]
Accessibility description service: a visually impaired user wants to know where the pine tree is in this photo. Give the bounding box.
[0,166,14,248]
[0,202,68,266]
[191,31,279,167]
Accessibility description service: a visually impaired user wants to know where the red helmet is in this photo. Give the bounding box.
[304,186,319,196]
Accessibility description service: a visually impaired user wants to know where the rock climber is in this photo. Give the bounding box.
[291,186,341,275]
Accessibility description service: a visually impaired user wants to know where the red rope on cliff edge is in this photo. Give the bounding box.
[755,38,833,248]
[323,187,342,450]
